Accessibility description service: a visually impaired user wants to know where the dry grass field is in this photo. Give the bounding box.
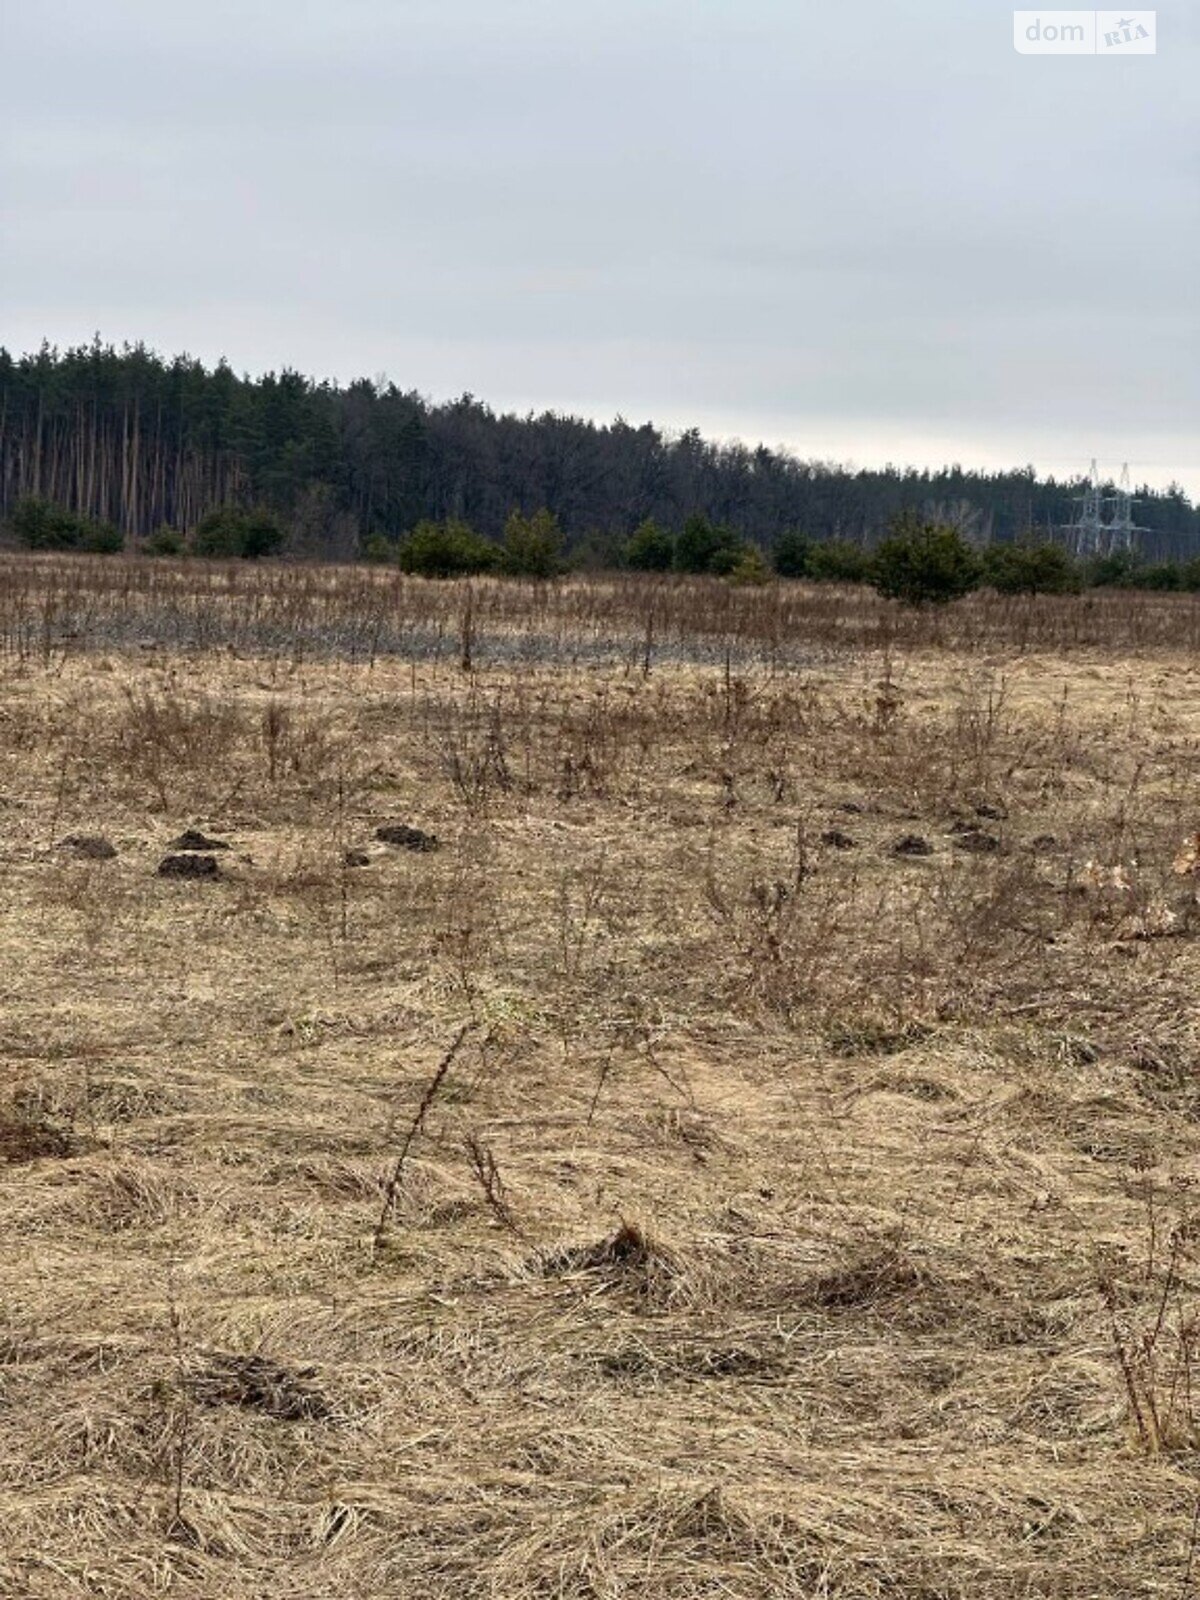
[4,556,1200,1597]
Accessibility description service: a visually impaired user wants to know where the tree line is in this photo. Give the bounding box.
[13,485,1200,605]
[1,339,1197,561]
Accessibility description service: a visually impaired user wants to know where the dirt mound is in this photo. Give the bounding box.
[157,853,220,879]
[891,833,933,857]
[170,829,231,851]
[59,834,118,860]
[952,826,1001,854]
[0,1114,75,1164]
[375,823,439,852]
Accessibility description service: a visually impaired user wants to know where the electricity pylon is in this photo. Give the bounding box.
[1064,461,1148,557]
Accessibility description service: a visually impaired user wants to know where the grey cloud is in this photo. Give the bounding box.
[2,0,1196,491]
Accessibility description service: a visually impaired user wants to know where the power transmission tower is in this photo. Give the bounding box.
[1063,460,1148,557]
[1106,464,1141,554]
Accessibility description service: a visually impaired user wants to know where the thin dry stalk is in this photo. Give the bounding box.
[373,1024,471,1249]
[464,1133,525,1239]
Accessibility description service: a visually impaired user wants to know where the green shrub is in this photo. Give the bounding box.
[1135,563,1182,591]
[145,525,184,556]
[193,508,247,559]
[708,541,746,577]
[361,532,395,564]
[624,518,674,572]
[807,539,872,584]
[1085,554,1190,592]
[772,529,812,579]
[501,508,563,579]
[569,529,627,572]
[6,498,126,553]
[81,520,123,555]
[982,541,1078,595]
[1088,550,1140,588]
[241,510,286,560]
[193,505,285,560]
[397,519,499,578]
[728,546,771,586]
[871,513,981,606]
[7,497,85,550]
[673,514,742,575]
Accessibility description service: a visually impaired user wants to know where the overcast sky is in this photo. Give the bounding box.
[2,0,1196,495]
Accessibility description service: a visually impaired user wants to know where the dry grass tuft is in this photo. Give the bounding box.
[807,1236,933,1310]
[536,1221,693,1306]
[183,1351,332,1422]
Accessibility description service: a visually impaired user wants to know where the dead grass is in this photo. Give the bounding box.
[2,556,1200,1595]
